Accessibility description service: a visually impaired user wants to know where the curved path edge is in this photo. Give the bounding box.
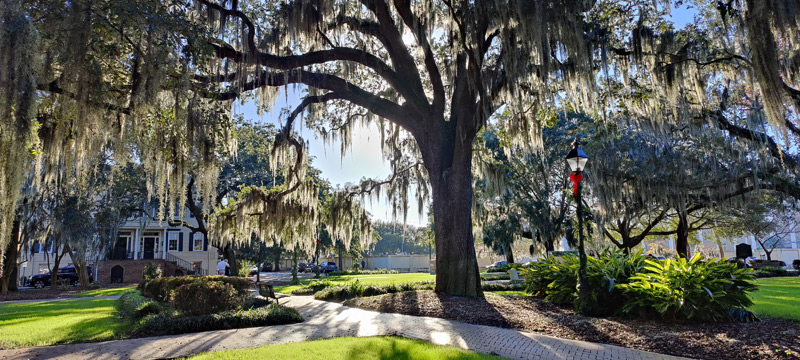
[0,296,689,360]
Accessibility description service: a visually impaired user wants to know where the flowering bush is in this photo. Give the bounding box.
[171,280,243,316]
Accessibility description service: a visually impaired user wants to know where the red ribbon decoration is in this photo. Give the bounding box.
[568,173,583,196]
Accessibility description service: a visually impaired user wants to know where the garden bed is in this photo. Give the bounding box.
[345,291,800,360]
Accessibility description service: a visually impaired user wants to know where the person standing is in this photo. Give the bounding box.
[216,259,228,275]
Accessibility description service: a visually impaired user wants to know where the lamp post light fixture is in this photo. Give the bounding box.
[566,137,591,313]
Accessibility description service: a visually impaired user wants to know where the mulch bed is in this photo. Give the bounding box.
[0,283,134,302]
[344,291,800,360]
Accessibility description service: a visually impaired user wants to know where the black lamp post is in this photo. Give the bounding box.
[566,138,590,312]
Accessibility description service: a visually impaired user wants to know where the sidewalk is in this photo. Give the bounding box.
[0,296,687,360]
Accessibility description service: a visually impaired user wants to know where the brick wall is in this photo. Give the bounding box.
[97,260,181,284]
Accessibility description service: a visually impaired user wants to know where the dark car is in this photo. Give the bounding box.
[260,263,273,272]
[321,261,338,273]
[28,266,93,289]
[297,262,308,272]
[306,264,317,273]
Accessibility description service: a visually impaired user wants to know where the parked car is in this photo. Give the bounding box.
[28,266,92,289]
[248,265,259,276]
[321,261,338,273]
[485,261,507,272]
[260,263,273,272]
[297,262,308,272]
[306,264,317,273]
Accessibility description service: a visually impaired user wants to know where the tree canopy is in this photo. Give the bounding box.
[4,0,800,296]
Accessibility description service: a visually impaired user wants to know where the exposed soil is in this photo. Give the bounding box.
[0,283,134,302]
[344,291,800,360]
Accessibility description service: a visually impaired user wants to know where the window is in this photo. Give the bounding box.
[168,232,179,252]
[193,233,204,251]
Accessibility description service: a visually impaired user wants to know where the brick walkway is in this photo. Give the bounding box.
[0,296,687,360]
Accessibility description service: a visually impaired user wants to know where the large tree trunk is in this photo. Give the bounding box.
[425,140,482,297]
[223,244,239,276]
[505,243,515,264]
[273,246,281,272]
[64,243,90,288]
[337,243,343,271]
[1,217,21,294]
[50,239,67,286]
[676,211,690,258]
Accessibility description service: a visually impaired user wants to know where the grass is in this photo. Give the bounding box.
[185,336,505,360]
[0,298,129,349]
[750,276,800,322]
[73,286,136,298]
[274,273,435,294]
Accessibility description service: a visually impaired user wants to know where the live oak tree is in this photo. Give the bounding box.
[5,0,800,297]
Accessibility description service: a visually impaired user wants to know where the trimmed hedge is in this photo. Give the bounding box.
[139,276,252,302]
[754,266,789,278]
[314,281,435,300]
[171,280,245,316]
[132,304,303,336]
[328,269,399,276]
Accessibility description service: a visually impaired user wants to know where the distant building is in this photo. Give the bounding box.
[17,208,220,284]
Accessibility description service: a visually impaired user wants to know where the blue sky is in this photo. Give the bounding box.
[232,4,697,227]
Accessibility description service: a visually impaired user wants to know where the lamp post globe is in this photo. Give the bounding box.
[566,137,591,314]
[566,138,589,173]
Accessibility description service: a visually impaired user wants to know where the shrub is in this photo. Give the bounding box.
[117,290,167,322]
[238,260,255,277]
[755,266,788,278]
[577,249,647,316]
[132,304,303,336]
[142,262,162,283]
[313,281,435,300]
[171,280,244,316]
[480,273,511,281]
[481,282,525,292]
[522,249,647,315]
[140,276,251,302]
[522,254,580,305]
[242,296,273,310]
[617,254,758,322]
[793,259,800,270]
[328,268,399,276]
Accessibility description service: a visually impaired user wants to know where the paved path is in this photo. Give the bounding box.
[0,296,687,360]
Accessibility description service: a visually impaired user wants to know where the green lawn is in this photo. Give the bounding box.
[185,336,505,360]
[274,273,435,294]
[0,298,128,349]
[750,277,800,322]
[73,286,136,298]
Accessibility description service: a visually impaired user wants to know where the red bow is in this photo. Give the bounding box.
[568,173,583,196]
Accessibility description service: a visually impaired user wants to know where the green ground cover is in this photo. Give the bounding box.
[185,336,504,360]
[74,286,136,298]
[0,298,128,349]
[750,277,800,321]
[274,273,435,294]
[492,290,529,297]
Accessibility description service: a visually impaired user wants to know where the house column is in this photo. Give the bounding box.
[791,233,797,249]
[162,230,167,259]
[134,228,140,260]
